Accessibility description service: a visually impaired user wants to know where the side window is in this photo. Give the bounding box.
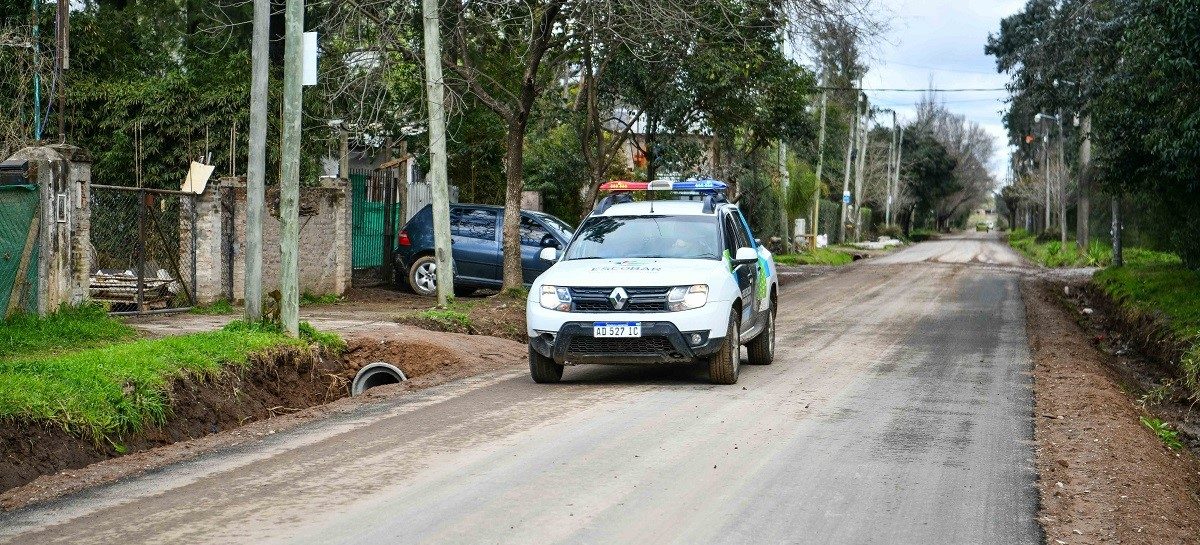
[733,209,754,248]
[520,216,550,246]
[450,208,498,240]
[722,214,741,252]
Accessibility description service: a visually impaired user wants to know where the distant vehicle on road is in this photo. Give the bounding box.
[394,204,573,296]
[526,179,779,385]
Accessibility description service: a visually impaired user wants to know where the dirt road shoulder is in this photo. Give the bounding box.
[1022,279,1200,544]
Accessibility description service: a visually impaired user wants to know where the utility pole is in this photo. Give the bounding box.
[421,0,454,306]
[1057,110,1067,244]
[853,94,868,242]
[839,88,860,244]
[1077,114,1091,249]
[54,0,68,141]
[893,125,905,229]
[884,110,895,227]
[811,89,828,251]
[1042,129,1050,232]
[1111,196,1123,267]
[244,0,269,322]
[279,0,303,336]
[31,0,41,141]
[778,140,790,253]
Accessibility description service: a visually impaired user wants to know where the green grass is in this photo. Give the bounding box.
[1094,260,1200,397]
[0,318,342,442]
[1141,416,1185,450]
[0,304,135,360]
[774,248,854,266]
[1007,229,1180,268]
[190,299,235,315]
[300,292,341,306]
[416,308,472,329]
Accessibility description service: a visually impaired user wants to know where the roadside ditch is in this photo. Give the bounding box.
[1023,278,1200,543]
[0,333,509,506]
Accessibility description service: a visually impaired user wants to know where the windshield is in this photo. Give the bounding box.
[536,213,574,236]
[564,215,721,260]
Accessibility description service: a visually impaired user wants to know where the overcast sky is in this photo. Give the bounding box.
[858,0,1026,182]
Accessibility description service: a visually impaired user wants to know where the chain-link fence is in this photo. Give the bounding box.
[89,185,196,313]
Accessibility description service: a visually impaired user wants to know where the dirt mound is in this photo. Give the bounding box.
[0,330,499,496]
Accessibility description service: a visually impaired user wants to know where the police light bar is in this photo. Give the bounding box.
[673,178,727,192]
[598,178,727,192]
[599,180,648,191]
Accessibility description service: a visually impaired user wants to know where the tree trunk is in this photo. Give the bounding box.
[501,121,526,292]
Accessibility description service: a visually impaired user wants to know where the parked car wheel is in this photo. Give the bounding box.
[407,255,439,297]
[708,310,740,384]
[529,344,564,383]
[746,305,775,365]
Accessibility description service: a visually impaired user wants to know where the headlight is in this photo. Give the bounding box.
[539,285,572,311]
[667,284,708,311]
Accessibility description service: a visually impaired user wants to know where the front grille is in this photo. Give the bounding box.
[566,336,675,354]
[569,286,670,313]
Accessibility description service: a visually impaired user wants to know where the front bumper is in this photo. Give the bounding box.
[529,321,725,365]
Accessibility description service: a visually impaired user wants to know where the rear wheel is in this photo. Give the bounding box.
[529,343,564,383]
[708,310,740,384]
[746,304,775,365]
[407,255,438,297]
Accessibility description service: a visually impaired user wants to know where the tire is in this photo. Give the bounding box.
[453,285,477,297]
[746,304,775,365]
[407,255,438,297]
[529,343,564,383]
[708,310,740,384]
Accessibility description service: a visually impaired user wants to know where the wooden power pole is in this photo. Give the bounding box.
[421,0,455,306]
[279,0,304,336]
[839,91,860,244]
[811,89,828,250]
[244,0,269,322]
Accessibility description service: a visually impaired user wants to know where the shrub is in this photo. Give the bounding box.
[878,225,905,241]
[1036,229,1062,244]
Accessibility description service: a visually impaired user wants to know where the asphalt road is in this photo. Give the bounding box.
[0,232,1039,544]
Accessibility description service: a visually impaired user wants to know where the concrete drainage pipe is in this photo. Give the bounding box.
[351,362,408,396]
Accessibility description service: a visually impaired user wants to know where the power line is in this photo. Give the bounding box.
[818,86,1008,92]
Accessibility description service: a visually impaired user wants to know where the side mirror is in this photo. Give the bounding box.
[733,247,757,264]
[540,233,561,249]
[539,246,559,261]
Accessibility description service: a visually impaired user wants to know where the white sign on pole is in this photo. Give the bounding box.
[302,32,318,86]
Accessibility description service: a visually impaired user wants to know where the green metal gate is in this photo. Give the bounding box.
[0,183,41,316]
[350,170,401,269]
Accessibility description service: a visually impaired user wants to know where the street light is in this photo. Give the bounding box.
[1033,112,1061,238]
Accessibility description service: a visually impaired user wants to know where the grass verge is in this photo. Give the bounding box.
[774,248,854,266]
[0,319,343,443]
[0,304,135,360]
[1094,261,1200,397]
[1009,228,1181,268]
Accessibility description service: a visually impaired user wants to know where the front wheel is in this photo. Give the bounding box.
[529,343,564,383]
[407,255,438,297]
[746,306,775,365]
[708,310,740,384]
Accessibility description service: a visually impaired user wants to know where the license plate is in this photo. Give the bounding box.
[593,322,641,338]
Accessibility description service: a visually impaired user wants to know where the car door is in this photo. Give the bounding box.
[732,208,767,328]
[723,212,757,332]
[519,214,561,284]
[450,207,501,285]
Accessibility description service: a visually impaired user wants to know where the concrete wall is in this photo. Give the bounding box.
[183,177,352,305]
[5,145,91,315]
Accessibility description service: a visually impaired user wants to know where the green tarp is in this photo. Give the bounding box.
[0,185,40,315]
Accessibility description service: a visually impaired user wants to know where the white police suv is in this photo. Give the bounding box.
[526,179,778,385]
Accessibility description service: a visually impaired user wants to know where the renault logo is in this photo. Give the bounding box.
[609,287,628,310]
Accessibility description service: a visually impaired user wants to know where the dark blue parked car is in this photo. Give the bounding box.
[395,204,574,296]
